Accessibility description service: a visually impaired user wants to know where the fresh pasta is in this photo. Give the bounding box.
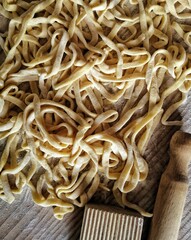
[0,0,191,220]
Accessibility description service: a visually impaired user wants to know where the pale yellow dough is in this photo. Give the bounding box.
[0,0,191,220]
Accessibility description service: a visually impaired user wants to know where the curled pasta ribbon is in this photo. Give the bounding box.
[0,0,191,218]
[0,132,30,203]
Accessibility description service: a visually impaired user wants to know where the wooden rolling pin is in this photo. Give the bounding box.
[149,131,191,240]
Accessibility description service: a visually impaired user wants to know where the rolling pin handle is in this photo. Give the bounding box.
[149,131,191,240]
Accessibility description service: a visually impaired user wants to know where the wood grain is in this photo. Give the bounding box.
[0,188,83,240]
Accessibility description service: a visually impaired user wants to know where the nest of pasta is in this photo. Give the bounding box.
[0,0,191,220]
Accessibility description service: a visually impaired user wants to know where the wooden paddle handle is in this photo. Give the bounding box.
[149,131,191,240]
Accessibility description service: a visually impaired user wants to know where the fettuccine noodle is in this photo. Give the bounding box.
[0,0,191,220]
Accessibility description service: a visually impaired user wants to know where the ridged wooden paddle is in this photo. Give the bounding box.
[80,204,144,240]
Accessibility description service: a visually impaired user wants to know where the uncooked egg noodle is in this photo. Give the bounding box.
[0,0,191,220]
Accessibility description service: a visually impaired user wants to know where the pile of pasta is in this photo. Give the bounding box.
[0,0,191,220]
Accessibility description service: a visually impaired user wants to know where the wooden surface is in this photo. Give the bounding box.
[0,188,83,240]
